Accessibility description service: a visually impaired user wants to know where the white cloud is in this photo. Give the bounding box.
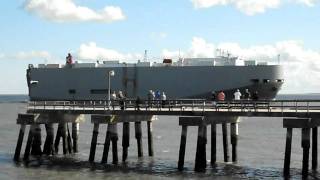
[191,0,319,15]
[162,37,215,58]
[77,42,142,61]
[0,50,52,60]
[162,37,320,93]
[25,0,125,23]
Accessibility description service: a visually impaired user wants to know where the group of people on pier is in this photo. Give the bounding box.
[211,89,259,102]
[110,90,167,110]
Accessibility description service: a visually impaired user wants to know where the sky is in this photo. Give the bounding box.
[0,0,320,94]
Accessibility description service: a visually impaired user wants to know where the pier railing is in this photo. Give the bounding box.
[26,99,320,113]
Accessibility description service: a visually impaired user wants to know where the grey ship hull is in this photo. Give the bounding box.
[27,65,284,100]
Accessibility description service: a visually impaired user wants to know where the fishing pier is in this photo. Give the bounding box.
[13,99,320,178]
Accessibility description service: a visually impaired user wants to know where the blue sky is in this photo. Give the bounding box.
[0,0,320,94]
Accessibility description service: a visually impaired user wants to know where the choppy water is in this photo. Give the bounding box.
[1,95,320,179]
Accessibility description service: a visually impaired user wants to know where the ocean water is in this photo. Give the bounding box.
[1,95,320,179]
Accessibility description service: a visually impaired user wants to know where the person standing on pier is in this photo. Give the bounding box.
[234,89,241,100]
[211,91,217,107]
[243,89,251,100]
[111,91,117,109]
[161,92,167,108]
[118,91,125,110]
[252,91,259,101]
[148,90,153,108]
[155,90,161,107]
[135,96,142,110]
[217,91,225,101]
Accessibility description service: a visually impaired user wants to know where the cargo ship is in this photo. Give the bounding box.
[26,55,284,101]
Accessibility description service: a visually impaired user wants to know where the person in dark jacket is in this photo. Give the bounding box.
[118,91,125,110]
[135,96,142,110]
[243,89,251,100]
[252,91,259,101]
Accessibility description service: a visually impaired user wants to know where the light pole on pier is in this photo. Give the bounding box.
[108,70,115,108]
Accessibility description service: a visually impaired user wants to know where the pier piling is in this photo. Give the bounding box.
[178,125,187,171]
[43,123,54,155]
[72,123,79,153]
[101,124,111,164]
[31,124,42,156]
[147,121,154,157]
[194,124,207,172]
[135,122,143,157]
[54,123,63,154]
[89,123,99,162]
[211,123,216,166]
[23,125,35,161]
[222,123,229,162]
[312,127,318,170]
[283,128,292,177]
[230,123,238,162]
[110,124,119,164]
[14,124,26,161]
[67,123,73,154]
[122,122,130,162]
[62,123,68,155]
[301,128,310,178]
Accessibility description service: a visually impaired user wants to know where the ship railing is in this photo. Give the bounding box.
[27,99,320,113]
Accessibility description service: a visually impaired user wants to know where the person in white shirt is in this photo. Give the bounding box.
[234,89,242,100]
[161,92,167,107]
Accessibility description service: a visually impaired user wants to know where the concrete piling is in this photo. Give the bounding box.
[66,123,73,154]
[89,123,100,162]
[301,128,310,178]
[31,124,42,156]
[135,122,143,157]
[23,125,35,161]
[147,121,154,157]
[54,123,63,153]
[43,123,54,155]
[178,125,187,171]
[312,127,318,170]
[211,123,216,166]
[194,124,207,172]
[122,122,130,162]
[230,123,238,162]
[61,123,68,155]
[222,123,229,162]
[283,128,292,177]
[14,124,26,161]
[72,123,79,153]
[110,124,119,164]
[101,124,111,164]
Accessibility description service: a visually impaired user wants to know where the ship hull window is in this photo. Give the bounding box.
[91,89,108,94]
[251,79,259,83]
[69,89,76,94]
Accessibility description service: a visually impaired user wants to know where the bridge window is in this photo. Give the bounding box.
[277,79,284,83]
[69,89,76,94]
[90,89,108,94]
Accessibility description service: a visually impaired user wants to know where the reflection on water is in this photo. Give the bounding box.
[6,155,320,180]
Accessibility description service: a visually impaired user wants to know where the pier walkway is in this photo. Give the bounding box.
[14,99,320,178]
[26,99,320,117]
